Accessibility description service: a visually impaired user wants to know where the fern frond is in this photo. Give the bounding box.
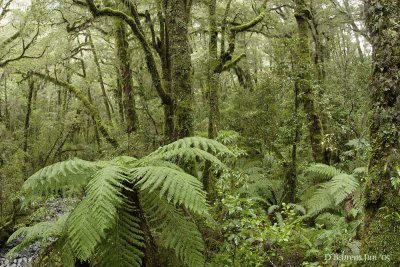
[352,167,367,176]
[66,200,101,260]
[306,188,335,215]
[7,213,68,257]
[136,159,185,172]
[306,173,359,214]
[327,174,359,205]
[141,191,205,267]
[150,137,233,157]
[67,166,130,261]
[110,156,138,165]
[96,202,144,267]
[131,166,209,215]
[306,163,343,180]
[315,213,343,229]
[86,165,129,229]
[23,158,101,198]
[148,147,226,168]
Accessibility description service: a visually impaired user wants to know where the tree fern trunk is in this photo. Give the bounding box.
[125,188,162,267]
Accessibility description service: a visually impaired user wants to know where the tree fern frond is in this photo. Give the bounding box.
[109,156,138,167]
[352,167,367,176]
[67,166,130,261]
[12,137,218,266]
[67,200,102,260]
[148,147,226,168]
[306,187,335,215]
[150,137,233,157]
[141,192,205,267]
[306,164,343,180]
[7,213,68,257]
[96,202,144,267]
[327,174,359,205]
[315,213,343,229]
[136,159,185,172]
[306,174,359,214]
[85,165,130,229]
[131,166,209,215]
[23,158,101,198]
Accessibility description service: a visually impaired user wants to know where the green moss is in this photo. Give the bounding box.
[360,190,400,266]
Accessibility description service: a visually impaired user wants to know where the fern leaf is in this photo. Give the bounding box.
[141,191,205,267]
[327,174,359,205]
[67,166,129,261]
[352,167,367,176]
[150,137,233,157]
[23,158,100,198]
[96,202,144,267]
[136,159,185,172]
[7,213,68,257]
[306,164,343,180]
[131,166,209,215]
[306,174,359,214]
[306,187,335,215]
[148,147,226,168]
[86,165,129,228]
[67,200,102,260]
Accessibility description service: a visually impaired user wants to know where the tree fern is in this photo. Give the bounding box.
[147,147,226,168]
[10,137,230,267]
[305,164,360,214]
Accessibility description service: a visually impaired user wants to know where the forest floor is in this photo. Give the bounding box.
[0,198,68,267]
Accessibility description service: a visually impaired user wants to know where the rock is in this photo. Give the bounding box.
[0,198,70,267]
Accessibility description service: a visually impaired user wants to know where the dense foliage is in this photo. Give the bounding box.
[0,0,398,267]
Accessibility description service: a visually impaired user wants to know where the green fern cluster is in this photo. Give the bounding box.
[9,137,232,267]
[304,164,365,215]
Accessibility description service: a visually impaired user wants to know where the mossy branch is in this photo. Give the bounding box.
[230,12,266,33]
[216,11,265,72]
[221,53,246,72]
[31,72,120,148]
[84,0,172,106]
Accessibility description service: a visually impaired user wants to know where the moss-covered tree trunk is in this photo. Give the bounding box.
[166,0,194,139]
[207,0,219,140]
[360,1,400,265]
[294,0,325,163]
[156,1,175,141]
[87,31,113,122]
[85,0,174,141]
[203,0,219,203]
[23,78,34,155]
[114,20,139,134]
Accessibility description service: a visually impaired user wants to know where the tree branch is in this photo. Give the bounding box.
[31,71,120,148]
[84,0,172,105]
